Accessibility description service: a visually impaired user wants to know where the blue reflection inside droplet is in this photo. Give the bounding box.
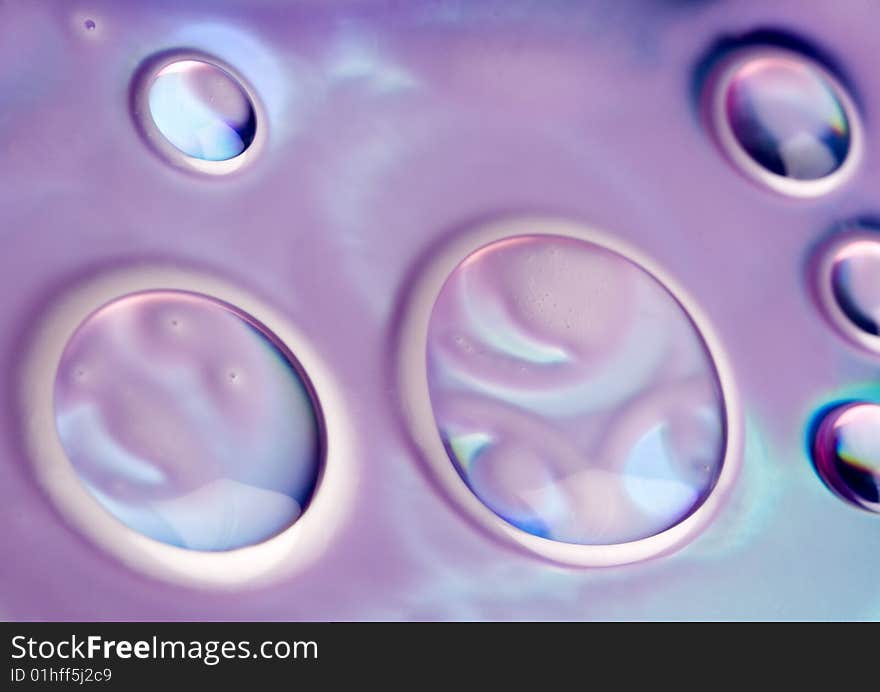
[148,59,256,161]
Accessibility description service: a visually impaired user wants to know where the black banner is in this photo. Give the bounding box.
[0,621,868,689]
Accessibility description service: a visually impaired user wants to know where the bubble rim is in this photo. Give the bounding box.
[20,267,356,590]
[812,401,880,513]
[816,229,880,354]
[131,50,267,176]
[709,46,863,198]
[398,217,743,567]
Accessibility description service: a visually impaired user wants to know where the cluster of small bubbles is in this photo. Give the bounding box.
[425,234,728,545]
[720,53,852,181]
[812,402,880,513]
[53,290,322,551]
[146,59,257,162]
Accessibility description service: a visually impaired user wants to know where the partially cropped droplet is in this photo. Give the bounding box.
[425,234,728,545]
[54,290,322,551]
[813,402,880,512]
[830,238,880,336]
[147,59,256,162]
[724,54,851,180]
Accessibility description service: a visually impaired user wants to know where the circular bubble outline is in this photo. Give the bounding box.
[710,46,864,198]
[398,217,743,566]
[812,402,880,513]
[816,229,880,354]
[20,267,356,589]
[131,50,268,176]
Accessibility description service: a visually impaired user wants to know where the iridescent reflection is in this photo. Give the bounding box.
[54,291,321,551]
[724,55,851,180]
[813,402,880,513]
[426,235,727,545]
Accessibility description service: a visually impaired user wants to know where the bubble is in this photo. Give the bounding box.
[725,56,850,178]
[53,290,322,551]
[812,402,880,512]
[815,230,880,353]
[425,234,728,545]
[830,238,880,336]
[144,57,257,163]
[712,50,859,195]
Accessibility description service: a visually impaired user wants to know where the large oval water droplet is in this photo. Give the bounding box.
[425,234,729,545]
[54,290,322,551]
[812,402,880,513]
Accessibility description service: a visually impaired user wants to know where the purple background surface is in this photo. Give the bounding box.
[1,0,879,620]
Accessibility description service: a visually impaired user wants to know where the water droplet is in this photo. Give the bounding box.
[53,290,322,551]
[830,238,880,336]
[815,230,880,353]
[144,58,257,163]
[812,402,880,512]
[425,234,728,545]
[713,50,858,194]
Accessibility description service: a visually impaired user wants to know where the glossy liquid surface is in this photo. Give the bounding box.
[426,235,727,544]
[54,291,322,551]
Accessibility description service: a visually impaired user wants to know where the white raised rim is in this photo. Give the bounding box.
[131,50,268,176]
[710,46,864,198]
[20,266,355,589]
[398,217,743,567]
[816,229,880,354]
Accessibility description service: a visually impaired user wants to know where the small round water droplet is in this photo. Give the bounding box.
[84,19,96,31]
[134,54,261,172]
[813,402,880,512]
[424,234,729,545]
[149,59,255,161]
[816,230,880,353]
[726,56,850,178]
[831,238,880,336]
[711,49,860,196]
[53,290,322,551]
